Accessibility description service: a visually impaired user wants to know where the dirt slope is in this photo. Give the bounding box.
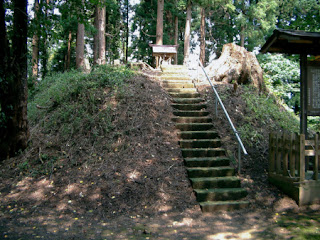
[0,69,319,240]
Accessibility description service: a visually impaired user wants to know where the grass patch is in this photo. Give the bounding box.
[25,65,134,176]
[275,212,320,240]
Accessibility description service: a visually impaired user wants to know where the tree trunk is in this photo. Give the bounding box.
[76,22,85,69]
[205,43,265,92]
[93,6,99,64]
[31,0,40,80]
[65,30,72,71]
[183,2,192,65]
[93,5,106,65]
[156,0,164,45]
[125,0,129,63]
[99,6,106,64]
[199,7,206,66]
[174,15,178,64]
[240,26,245,47]
[0,0,29,161]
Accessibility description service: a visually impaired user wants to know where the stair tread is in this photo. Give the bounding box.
[182,147,225,151]
[190,176,239,181]
[187,166,234,170]
[194,188,246,193]
[184,157,229,161]
[180,139,219,142]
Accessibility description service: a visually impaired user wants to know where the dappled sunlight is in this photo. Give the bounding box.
[206,229,253,240]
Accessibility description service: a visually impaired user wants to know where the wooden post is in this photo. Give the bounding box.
[276,133,282,174]
[269,133,275,172]
[283,133,289,176]
[300,54,308,137]
[299,134,306,182]
[314,134,319,180]
[289,133,296,177]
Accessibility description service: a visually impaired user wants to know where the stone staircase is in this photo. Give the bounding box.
[161,65,249,212]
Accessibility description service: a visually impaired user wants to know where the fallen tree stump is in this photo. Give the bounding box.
[205,43,265,92]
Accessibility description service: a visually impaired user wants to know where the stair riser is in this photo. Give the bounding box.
[187,168,234,178]
[165,88,197,93]
[173,111,209,117]
[184,159,230,167]
[172,98,204,104]
[200,202,250,212]
[171,104,207,110]
[196,190,247,202]
[178,131,218,139]
[169,93,201,98]
[162,83,194,88]
[182,149,225,158]
[176,124,213,131]
[180,140,221,148]
[191,180,241,189]
[172,117,212,123]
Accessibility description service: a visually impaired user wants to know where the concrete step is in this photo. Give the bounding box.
[179,139,221,148]
[161,75,191,81]
[181,148,225,158]
[169,92,201,98]
[177,131,218,139]
[200,201,250,212]
[187,166,234,178]
[173,110,210,117]
[171,103,206,111]
[165,88,197,93]
[190,176,241,189]
[194,188,248,202]
[175,123,213,131]
[184,157,230,167]
[162,82,195,88]
[172,116,211,123]
[172,98,204,104]
[161,65,188,71]
[162,80,193,84]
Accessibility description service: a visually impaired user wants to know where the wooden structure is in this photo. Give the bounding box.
[149,44,178,69]
[261,29,320,136]
[261,29,320,205]
[269,132,320,205]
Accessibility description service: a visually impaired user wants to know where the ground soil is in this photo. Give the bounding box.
[0,69,319,240]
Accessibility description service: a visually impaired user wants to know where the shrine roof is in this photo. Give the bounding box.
[260,29,320,55]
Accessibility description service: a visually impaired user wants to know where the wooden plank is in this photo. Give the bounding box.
[289,133,296,177]
[283,133,289,176]
[314,134,319,180]
[299,134,306,181]
[276,133,282,174]
[269,133,275,172]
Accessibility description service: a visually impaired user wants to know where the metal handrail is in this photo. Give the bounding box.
[197,59,248,174]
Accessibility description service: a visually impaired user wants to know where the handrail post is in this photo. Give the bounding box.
[238,142,241,174]
[215,96,218,117]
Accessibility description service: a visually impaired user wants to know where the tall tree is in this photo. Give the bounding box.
[199,7,205,65]
[156,0,164,45]
[183,1,192,65]
[31,0,40,80]
[76,22,85,69]
[93,4,106,65]
[0,0,29,160]
[76,0,85,69]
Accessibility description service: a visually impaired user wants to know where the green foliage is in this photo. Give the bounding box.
[29,66,132,133]
[257,53,300,112]
[239,86,299,147]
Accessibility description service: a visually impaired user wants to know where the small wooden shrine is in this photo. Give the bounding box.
[149,44,178,69]
[261,29,320,205]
